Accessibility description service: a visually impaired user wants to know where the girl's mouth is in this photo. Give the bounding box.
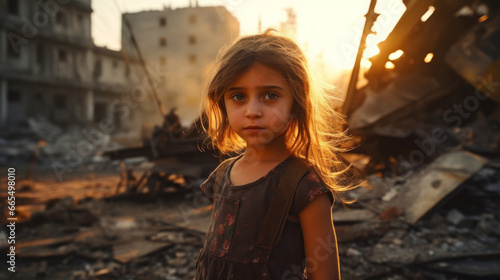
[244,126,264,133]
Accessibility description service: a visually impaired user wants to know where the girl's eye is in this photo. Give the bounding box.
[264,92,279,100]
[231,93,245,101]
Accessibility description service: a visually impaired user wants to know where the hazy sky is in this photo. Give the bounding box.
[92,0,405,69]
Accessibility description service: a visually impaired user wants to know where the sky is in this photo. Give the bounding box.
[92,0,406,71]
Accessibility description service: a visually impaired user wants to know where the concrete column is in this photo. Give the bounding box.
[0,79,7,124]
[84,90,94,122]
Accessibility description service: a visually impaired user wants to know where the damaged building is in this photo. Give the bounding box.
[336,0,500,278]
[344,0,500,179]
[121,4,239,127]
[0,0,144,133]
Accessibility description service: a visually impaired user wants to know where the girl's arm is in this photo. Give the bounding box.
[299,194,341,280]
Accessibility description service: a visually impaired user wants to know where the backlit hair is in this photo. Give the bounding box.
[201,29,353,202]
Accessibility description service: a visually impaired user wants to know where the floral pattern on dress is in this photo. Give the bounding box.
[307,186,324,202]
[205,194,240,258]
[308,172,320,183]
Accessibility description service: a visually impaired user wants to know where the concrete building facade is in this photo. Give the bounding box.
[0,0,143,135]
[122,5,239,126]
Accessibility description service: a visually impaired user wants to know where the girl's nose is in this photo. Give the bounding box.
[245,99,263,118]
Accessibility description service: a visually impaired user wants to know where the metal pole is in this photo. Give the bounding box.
[342,0,379,117]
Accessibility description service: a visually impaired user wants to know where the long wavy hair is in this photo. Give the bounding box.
[201,29,353,202]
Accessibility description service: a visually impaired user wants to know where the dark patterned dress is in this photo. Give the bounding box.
[195,155,333,280]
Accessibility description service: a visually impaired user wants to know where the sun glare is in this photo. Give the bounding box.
[421,6,435,22]
[385,61,395,69]
[296,1,406,71]
[363,34,381,58]
[424,53,434,63]
[389,50,404,60]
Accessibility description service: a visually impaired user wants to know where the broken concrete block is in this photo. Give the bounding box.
[382,188,398,202]
[378,206,403,222]
[447,209,465,225]
[398,151,487,224]
[346,247,362,257]
[28,117,62,141]
[113,239,171,263]
[332,209,375,223]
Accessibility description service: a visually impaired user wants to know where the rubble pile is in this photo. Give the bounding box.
[336,165,500,279]
[0,195,208,280]
[335,0,500,278]
[0,117,122,166]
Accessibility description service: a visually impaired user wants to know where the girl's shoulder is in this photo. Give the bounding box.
[290,167,334,215]
[212,156,239,179]
[200,156,240,201]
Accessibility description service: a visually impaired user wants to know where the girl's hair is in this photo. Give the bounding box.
[201,29,353,203]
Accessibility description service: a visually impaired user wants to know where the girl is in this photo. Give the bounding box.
[196,30,351,280]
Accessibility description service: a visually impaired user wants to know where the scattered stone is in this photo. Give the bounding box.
[447,209,465,225]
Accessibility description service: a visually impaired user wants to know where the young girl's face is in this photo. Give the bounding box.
[224,62,294,149]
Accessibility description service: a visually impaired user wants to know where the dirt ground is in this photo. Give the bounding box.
[0,158,216,280]
[2,154,500,280]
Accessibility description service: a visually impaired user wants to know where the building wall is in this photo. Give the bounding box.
[92,47,144,132]
[3,81,89,125]
[122,6,239,126]
[93,50,136,86]
[0,0,143,138]
[0,0,93,125]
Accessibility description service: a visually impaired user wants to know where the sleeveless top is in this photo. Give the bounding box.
[195,155,333,280]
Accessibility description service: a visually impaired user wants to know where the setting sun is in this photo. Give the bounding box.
[91,0,406,103]
[93,0,405,72]
[284,0,406,70]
